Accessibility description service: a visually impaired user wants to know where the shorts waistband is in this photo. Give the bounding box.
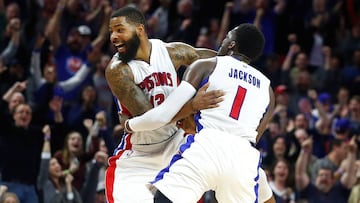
[132,129,185,153]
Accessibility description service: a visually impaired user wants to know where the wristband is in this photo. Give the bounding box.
[64,169,70,175]
[44,134,51,141]
[67,192,74,200]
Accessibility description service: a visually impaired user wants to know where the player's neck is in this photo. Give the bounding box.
[230,52,250,64]
[136,40,152,64]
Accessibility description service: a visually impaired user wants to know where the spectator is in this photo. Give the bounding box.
[146,0,171,39]
[166,0,201,46]
[312,47,344,96]
[28,35,92,126]
[310,138,348,181]
[0,98,63,203]
[53,130,97,191]
[269,158,296,203]
[0,192,19,203]
[295,136,357,203]
[263,135,291,169]
[37,125,83,203]
[333,118,352,140]
[0,81,26,122]
[0,185,7,199]
[262,54,283,89]
[340,48,360,95]
[293,128,318,175]
[273,84,295,133]
[332,87,351,119]
[81,141,108,203]
[347,95,360,135]
[44,0,110,111]
[92,54,114,126]
[66,85,102,140]
[348,160,360,203]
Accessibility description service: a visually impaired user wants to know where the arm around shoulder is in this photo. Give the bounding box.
[166,42,216,70]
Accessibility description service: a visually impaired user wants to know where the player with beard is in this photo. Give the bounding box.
[105,6,224,203]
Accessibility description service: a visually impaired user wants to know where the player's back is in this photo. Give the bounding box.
[195,56,270,143]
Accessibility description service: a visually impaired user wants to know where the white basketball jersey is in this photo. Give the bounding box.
[117,39,179,145]
[195,56,270,143]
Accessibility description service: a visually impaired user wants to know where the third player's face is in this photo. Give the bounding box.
[109,16,141,63]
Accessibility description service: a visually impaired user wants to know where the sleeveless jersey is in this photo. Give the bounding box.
[195,55,270,143]
[117,39,179,145]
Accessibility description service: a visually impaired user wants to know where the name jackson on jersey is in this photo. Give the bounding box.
[228,68,261,88]
[138,72,174,92]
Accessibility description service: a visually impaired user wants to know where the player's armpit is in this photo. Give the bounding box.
[105,60,152,116]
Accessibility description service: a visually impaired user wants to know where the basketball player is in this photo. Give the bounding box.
[105,6,224,203]
[126,23,276,202]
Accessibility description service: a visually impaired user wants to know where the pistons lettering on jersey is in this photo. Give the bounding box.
[138,72,174,91]
[228,68,261,88]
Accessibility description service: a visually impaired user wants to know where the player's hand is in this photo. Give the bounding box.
[191,82,225,111]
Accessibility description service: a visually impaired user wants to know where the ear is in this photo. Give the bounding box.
[228,41,236,49]
[136,24,146,36]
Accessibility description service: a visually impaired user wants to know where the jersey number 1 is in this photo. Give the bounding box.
[229,86,247,120]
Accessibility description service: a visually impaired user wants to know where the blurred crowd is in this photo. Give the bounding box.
[0,0,359,203]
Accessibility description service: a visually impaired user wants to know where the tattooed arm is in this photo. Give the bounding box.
[105,56,152,117]
[107,43,220,127]
[166,42,217,71]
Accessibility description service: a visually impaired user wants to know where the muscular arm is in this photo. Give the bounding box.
[166,42,216,71]
[256,87,275,143]
[165,42,217,121]
[107,51,220,126]
[105,57,152,116]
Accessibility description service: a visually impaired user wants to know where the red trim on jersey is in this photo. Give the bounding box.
[120,103,132,117]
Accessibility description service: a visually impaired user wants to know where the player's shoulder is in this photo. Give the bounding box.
[105,54,132,76]
[107,54,126,69]
[189,56,217,71]
[164,41,195,53]
[196,56,217,63]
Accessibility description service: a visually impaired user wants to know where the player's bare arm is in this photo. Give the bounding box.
[126,59,224,132]
[167,49,222,122]
[166,42,216,70]
[256,86,275,143]
[105,57,153,117]
[171,58,222,122]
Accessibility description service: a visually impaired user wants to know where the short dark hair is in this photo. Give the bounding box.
[329,138,344,151]
[111,6,146,27]
[234,23,265,60]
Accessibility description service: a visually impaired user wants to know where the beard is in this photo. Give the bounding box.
[117,32,140,63]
